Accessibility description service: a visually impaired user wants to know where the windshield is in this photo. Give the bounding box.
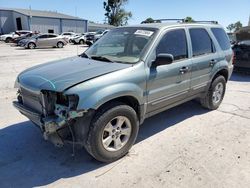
[84,27,156,64]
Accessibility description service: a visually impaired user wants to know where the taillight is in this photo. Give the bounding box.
[232,51,236,65]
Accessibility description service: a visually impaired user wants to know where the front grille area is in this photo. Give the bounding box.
[19,86,43,114]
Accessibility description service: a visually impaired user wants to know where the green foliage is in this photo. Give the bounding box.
[185,17,195,23]
[227,21,243,32]
[103,0,132,26]
[141,18,161,24]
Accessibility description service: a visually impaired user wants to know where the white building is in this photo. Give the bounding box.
[0,7,88,34]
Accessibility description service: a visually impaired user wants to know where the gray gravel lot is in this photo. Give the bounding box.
[0,42,249,188]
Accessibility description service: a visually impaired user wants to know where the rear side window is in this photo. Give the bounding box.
[211,28,231,50]
[189,28,215,57]
[156,29,188,61]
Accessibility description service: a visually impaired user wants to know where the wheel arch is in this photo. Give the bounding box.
[212,68,229,82]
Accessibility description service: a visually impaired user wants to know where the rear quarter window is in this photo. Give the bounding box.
[211,28,231,50]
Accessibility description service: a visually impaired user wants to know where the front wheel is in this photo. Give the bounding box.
[200,75,226,110]
[28,42,36,49]
[57,41,64,48]
[79,39,85,45]
[85,102,139,163]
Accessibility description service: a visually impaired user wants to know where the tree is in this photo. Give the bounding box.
[103,0,132,26]
[141,18,161,24]
[234,21,243,31]
[141,18,154,24]
[227,23,235,32]
[227,21,243,32]
[185,16,195,23]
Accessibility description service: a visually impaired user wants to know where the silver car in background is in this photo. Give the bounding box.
[19,33,68,49]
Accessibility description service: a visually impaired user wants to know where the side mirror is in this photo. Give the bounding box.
[152,53,174,67]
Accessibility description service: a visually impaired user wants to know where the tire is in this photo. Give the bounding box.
[200,75,226,110]
[57,41,64,48]
[5,37,11,43]
[85,102,139,163]
[28,42,36,49]
[79,39,84,45]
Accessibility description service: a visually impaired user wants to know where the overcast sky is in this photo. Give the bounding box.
[1,0,249,29]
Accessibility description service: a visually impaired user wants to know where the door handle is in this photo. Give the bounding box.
[209,59,218,67]
[179,66,189,74]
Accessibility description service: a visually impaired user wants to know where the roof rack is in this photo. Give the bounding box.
[151,19,218,24]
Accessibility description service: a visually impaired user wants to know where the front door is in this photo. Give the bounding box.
[36,35,49,47]
[146,29,192,113]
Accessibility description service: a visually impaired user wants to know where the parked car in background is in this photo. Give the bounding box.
[85,32,96,46]
[13,33,38,45]
[0,30,32,43]
[233,40,250,72]
[19,33,67,49]
[13,21,233,162]
[60,32,76,42]
[94,30,110,42]
[71,34,86,44]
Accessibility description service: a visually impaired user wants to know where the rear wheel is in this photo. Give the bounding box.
[200,75,226,110]
[28,42,36,49]
[57,41,64,48]
[85,102,139,163]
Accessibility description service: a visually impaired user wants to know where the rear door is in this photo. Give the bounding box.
[146,28,192,113]
[188,28,220,92]
[47,34,58,46]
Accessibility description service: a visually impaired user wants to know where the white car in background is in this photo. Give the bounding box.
[60,32,81,43]
[71,34,86,44]
[0,30,32,43]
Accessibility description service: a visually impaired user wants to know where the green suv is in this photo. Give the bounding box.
[13,21,233,162]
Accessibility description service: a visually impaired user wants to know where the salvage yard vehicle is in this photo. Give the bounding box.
[19,33,68,49]
[233,40,250,72]
[71,34,86,45]
[13,20,233,162]
[0,30,32,43]
[13,33,38,45]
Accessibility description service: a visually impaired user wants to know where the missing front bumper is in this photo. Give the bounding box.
[12,101,87,147]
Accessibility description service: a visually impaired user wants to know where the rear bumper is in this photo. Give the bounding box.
[228,64,234,79]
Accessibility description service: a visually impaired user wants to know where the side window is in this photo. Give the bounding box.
[211,28,231,50]
[156,29,188,61]
[189,28,215,57]
[48,34,56,38]
[38,35,48,39]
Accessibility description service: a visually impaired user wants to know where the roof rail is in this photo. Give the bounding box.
[153,19,185,23]
[150,19,218,24]
[190,20,218,24]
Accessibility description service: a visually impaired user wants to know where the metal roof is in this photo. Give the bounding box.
[0,7,86,21]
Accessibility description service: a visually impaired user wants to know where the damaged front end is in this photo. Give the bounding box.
[13,86,89,147]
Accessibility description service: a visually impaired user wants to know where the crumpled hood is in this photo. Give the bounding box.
[18,56,132,92]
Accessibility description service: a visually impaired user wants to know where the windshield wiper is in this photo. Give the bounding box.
[90,55,114,63]
[80,52,91,59]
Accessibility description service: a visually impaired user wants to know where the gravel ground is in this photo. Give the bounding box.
[0,42,249,188]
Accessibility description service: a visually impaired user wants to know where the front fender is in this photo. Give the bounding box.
[77,83,144,110]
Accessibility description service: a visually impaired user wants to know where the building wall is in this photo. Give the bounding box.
[88,24,115,32]
[0,10,15,34]
[12,11,29,31]
[30,17,60,33]
[61,19,87,33]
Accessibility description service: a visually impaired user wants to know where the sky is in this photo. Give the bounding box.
[0,0,249,29]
